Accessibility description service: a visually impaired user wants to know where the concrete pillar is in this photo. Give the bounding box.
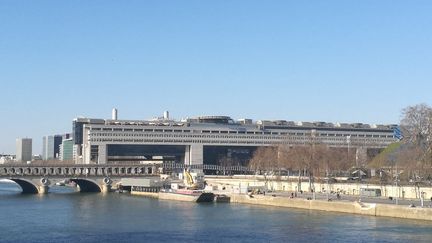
[185,144,203,173]
[39,185,49,194]
[190,144,203,166]
[101,184,111,193]
[98,144,107,164]
[83,144,91,164]
[184,145,191,166]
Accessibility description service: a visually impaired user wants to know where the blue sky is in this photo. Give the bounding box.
[1,1,431,154]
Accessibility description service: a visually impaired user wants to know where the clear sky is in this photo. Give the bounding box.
[1,1,431,155]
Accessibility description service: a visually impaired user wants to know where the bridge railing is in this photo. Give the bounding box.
[0,163,253,177]
[0,164,157,177]
[162,163,253,172]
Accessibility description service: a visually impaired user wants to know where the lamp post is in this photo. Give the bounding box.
[390,153,398,205]
[395,163,399,205]
[326,168,330,201]
[347,135,361,201]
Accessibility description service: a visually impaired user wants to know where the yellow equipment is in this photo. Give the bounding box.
[183,169,202,190]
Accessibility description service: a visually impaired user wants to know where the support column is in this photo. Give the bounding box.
[83,144,91,164]
[185,144,203,173]
[190,144,203,165]
[101,184,111,193]
[39,185,49,194]
[184,145,191,166]
[98,144,107,164]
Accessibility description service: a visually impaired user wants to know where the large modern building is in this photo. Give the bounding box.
[16,138,32,162]
[59,138,74,161]
[42,134,71,160]
[72,111,400,167]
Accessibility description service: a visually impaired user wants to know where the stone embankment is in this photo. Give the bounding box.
[206,176,432,200]
[131,191,159,198]
[229,194,432,221]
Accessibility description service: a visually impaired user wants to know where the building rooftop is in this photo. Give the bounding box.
[75,111,398,132]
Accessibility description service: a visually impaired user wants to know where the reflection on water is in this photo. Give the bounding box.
[1,182,432,243]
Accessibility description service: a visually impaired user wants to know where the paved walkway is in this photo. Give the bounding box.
[269,191,432,208]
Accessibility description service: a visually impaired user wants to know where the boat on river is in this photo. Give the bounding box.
[158,169,214,202]
[159,188,214,202]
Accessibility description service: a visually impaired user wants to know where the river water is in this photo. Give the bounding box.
[1,181,431,243]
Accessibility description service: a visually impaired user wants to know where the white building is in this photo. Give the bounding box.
[16,138,32,162]
[72,112,399,167]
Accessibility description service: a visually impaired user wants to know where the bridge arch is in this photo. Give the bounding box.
[70,178,101,193]
[8,179,39,194]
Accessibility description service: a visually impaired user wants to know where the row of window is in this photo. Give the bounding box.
[90,138,291,145]
[89,136,393,145]
[91,127,393,137]
[90,132,394,140]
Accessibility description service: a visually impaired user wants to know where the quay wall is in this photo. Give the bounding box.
[229,194,432,221]
[206,176,432,200]
[130,191,159,198]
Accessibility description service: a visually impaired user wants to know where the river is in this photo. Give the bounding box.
[0,181,431,243]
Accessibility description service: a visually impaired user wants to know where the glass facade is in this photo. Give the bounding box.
[72,120,84,145]
[203,146,257,166]
[43,135,64,160]
[107,144,185,163]
[61,139,74,161]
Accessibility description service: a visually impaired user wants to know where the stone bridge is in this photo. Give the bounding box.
[0,164,160,194]
[0,163,252,194]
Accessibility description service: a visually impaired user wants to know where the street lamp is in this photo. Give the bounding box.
[326,168,330,201]
[347,135,360,200]
[395,162,399,205]
[389,153,398,205]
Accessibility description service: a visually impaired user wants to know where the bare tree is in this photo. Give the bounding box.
[400,103,432,181]
[277,145,313,191]
[248,146,278,174]
[219,156,235,175]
